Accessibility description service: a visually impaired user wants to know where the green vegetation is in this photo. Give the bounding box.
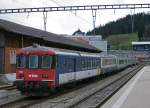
[107,32,138,50]
[87,13,150,40]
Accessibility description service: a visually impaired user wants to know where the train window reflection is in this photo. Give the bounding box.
[29,55,38,68]
[17,55,26,68]
[42,55,52,68]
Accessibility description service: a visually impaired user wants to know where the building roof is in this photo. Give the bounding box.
[0,19,100,52]
[132,42,150,45]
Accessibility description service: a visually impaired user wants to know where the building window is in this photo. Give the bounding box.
[10,50,16,64]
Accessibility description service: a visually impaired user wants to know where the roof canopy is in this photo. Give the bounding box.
[0,19,101,53]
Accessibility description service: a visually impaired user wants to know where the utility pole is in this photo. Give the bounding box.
[131,8,135,33]
[43,11,47,31]
[92,10,97,35]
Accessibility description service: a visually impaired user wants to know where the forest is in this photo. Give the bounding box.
[87,13,150,40]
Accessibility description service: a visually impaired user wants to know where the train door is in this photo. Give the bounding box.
[97,58,101,76]
[58,56,76,85]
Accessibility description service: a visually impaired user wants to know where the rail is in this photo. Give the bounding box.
[0,65,144,108]
[70,65,144,108]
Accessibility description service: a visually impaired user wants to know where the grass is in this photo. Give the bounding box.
[106,32,139,50]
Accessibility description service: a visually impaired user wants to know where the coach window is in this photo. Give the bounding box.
[119,60,123,64]
[29,55,38,68]
[86,59,88,69]
[91,59,93,68]
[85,59,88,70]
[82,59,86,70]
[63,59,67,71]
[68,59,74,72]
[102,59,106,66]
[94,59,96,67]
[92,59,94,68]
[96,59,100,67]
[113,59,116,64]
[81,59,84,70]
[84,59,87,70]
[42,55,52,68]
[88,59,91,69]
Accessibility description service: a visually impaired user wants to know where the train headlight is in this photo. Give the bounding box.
[18,73,24,79]
[19,71,23,74]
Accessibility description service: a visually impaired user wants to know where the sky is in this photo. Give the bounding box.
[0,0,150,35]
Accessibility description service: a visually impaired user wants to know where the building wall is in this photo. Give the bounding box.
[64,35,107,51]
[90,41,107,52]
[0,48,4,74]
[4,32,42,74]
[0,31,5,47]
[0,31,5,74]
[4,47,19,74]
[4,33,20,74]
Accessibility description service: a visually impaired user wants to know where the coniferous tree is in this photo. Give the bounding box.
[86,13,150,40]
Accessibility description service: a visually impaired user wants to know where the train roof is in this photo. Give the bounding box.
[98,53,117,58]
[21,45,101,57]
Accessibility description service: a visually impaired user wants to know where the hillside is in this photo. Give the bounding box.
[87,13,150,40]
[107,32,138,50]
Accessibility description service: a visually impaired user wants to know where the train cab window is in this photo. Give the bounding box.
[29,55,38,68]
[16,55,26,68]
[42,55,52,68]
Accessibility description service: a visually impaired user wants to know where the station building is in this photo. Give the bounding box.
[64,35,107,52]
[0,19,100,81]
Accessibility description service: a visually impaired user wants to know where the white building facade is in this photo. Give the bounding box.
[64,35,107,52]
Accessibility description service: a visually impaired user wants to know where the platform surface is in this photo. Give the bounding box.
[101,66,150,108]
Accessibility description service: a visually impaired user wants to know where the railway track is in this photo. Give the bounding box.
[0,88,24,107]
[0,76,103,108]
[70,65,144,108]
[0,85,16,90]
[0,65,143,108]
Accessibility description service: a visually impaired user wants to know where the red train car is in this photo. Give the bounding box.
[14,45,102,96]
[15,45,57,96]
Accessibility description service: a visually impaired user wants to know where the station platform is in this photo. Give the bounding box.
[0,73,14,85]
[101,66,150,108]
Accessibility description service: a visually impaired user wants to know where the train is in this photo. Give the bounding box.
[14,45,138,96]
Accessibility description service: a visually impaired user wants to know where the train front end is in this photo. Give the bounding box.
[14,47,56,96]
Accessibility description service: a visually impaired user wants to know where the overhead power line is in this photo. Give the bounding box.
[49,0,93,25]
[1,3,149,34]
[0,3,150,14]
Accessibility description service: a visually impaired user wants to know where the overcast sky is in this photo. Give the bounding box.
[0,0,150,35]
